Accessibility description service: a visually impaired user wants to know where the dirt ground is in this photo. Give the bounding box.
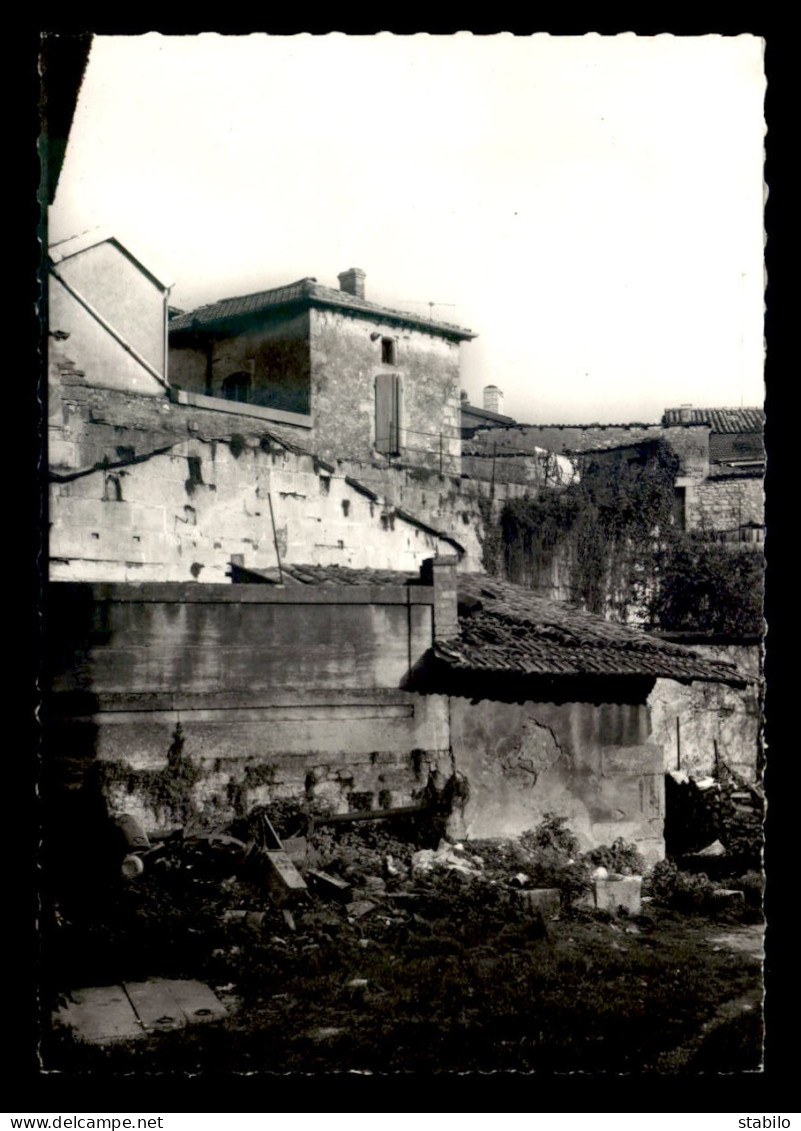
[41,818,765,1076]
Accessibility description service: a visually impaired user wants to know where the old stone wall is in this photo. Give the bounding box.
[686,474,765,535]
[335,459,532,573]
[467,424,710,481]
[448,697,664,864]
[47,582,451,834]
[648,643,763,782]
[460,448,577,488]
[50,436,456,583]
[49,368,476,582]
[309,309,463,473]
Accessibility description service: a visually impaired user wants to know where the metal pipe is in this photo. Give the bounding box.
[676,716,681,770]
[266,492,283,584]
[49,265,169,388]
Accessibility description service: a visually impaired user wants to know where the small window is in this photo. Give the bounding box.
[222,372,251,403]
[381,338,397,366]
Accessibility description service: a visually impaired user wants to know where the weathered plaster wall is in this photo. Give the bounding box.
[649,644,763,782]
[170,311,312,415]
[52,241,167,374]
[448,697,664,864]
[686,474,765,535]
[47,583,451,834]
[309,309,463,473]
[49,269,165,396]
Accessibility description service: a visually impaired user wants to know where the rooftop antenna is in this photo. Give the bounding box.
[397,300,457,321]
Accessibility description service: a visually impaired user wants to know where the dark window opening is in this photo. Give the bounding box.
[381,338,397,366]
[222,371,252,403]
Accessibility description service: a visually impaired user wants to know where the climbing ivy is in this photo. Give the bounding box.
[500,441,680,620]
[496,439,763,634]
[650,537,764,636]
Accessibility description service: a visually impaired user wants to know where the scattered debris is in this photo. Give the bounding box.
[694,839,727,857]
[307,870,352,903]
[411,840,483,877]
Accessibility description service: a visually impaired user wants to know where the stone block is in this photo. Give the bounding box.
[593,875,642,916]
[516,888,561,917]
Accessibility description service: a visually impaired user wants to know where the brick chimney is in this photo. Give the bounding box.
[338,268,366,299]
[420,555,460,642]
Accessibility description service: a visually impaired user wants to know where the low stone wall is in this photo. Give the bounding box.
[46,581,451,834]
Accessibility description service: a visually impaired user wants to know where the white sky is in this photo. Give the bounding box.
[48,32,766,424]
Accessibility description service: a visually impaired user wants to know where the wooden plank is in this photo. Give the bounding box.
[262,850,308,906]
[124,979,185,1033]
[58,985,143,1044]
[312,804,431,826]
[164,979,228,1024]
[307,869,352,904]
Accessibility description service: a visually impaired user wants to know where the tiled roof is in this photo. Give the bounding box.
[461,403,517,429]
[662,407,765,433]
[232,564,746,685]
[436,575,747,686]
[709,431,765,464]
[168,278,476,341]
[231,563,422,587]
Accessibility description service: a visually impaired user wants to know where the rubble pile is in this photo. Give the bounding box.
[666,762,763,875]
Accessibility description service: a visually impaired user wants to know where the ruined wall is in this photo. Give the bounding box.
[461,449,577,488]
[47,583,451,834]
[309,309,463,473]
[50,437,451,583]
[448,697,664,865]
[648,644,763,782]
[468,424,710,481]
[686,474,765,535]
[169,311,312,415]
[334,458,531,573]
[48,371,467,582]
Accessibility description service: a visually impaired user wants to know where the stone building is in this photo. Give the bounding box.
[661,406,765,544]
[47,229,172,399]
[168,269,476,475]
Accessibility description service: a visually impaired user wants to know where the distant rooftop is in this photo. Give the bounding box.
[661,407,765,433]
[168,277,476,342]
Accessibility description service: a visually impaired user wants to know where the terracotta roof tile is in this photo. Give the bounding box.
[662,407,765,433]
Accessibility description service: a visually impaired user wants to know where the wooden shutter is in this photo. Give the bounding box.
[375,373,402,455]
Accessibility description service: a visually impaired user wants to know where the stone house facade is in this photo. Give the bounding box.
[168,269,476,476]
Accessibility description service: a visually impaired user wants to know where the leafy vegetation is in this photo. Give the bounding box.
[501,441,680,620]
[497,439,764,634]
[650,537,764,635]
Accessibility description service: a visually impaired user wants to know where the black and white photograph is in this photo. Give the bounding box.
[36,31,767,1079]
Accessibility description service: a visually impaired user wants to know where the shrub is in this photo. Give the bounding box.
[517,815,591,904]
[583,838,645,876]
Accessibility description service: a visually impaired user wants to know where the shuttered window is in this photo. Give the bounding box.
[375,373,402,455]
